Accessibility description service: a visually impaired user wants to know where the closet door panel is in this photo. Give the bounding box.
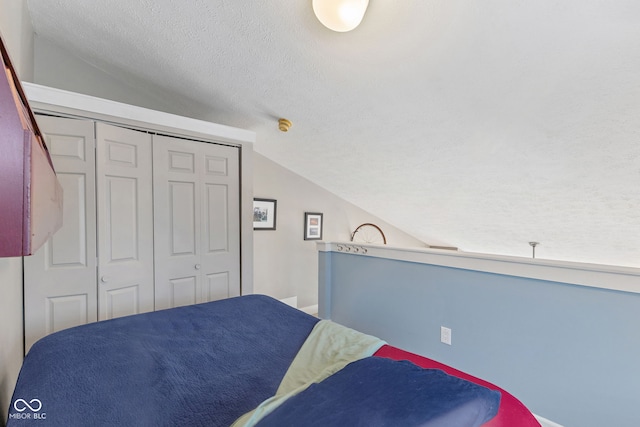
[96,123,154,320]
[204,184,229,252]
[45,295,89,334]
[153,135,202,309]
[104,176,140,260]
[49,173,88,265]
[169,276,198,307]
[204,272,230,302]
[104,285,140,319]
[200,143,240,301]
[170,181,197,255]
[154,135,240,308]
[24,116,97,353]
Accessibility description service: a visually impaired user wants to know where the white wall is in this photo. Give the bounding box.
[0,1,33,422]
[33,36,196,118]
[0,259,23,424]
[253,153,425,308]
[0,0,33,81]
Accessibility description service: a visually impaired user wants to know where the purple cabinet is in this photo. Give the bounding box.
[0,35,62,257]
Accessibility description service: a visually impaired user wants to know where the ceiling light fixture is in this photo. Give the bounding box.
[312,0,369,32]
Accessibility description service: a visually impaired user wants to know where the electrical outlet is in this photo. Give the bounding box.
[440,326,452,345]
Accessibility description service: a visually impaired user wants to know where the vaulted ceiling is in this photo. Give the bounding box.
[26,0,640,268]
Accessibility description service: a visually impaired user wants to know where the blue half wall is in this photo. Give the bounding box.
[318,245,640,427]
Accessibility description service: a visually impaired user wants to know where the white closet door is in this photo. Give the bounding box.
[200,140,241,301]
[96,123,154,320]
[24,116,97,353]
[153,135,240,310]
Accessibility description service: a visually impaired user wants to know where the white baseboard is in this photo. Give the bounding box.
[534,414,564,427]
[299,304,318,315]
[279,297,317,315]
[279,296,298,308]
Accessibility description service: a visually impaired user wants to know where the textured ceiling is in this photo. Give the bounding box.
[26,0,640,268]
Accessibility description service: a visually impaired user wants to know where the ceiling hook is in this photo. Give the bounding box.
[529,242,539,259]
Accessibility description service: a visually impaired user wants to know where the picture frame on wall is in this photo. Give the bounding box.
[304,212,323,240]
[253,198,277,230]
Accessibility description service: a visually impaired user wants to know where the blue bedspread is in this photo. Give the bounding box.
[255,357,501,427]
[7,295,319,427]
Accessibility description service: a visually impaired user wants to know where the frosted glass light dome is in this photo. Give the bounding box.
[312,0,370,32]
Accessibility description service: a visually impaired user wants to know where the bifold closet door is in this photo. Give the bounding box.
[153,135,240,310]
[24,116,97,353]
[95,123,154,320]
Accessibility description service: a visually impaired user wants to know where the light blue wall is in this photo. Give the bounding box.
[319,251,640,427]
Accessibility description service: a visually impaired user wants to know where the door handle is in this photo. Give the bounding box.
[195,264,201,270]
[100,276,110,283]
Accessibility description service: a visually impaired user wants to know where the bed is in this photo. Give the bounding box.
[7,295,540,426]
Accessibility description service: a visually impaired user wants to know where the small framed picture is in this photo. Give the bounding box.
[304,212,323,240]
[253,198,277,230]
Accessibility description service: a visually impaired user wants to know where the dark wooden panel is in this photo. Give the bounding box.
[0,34,62,256]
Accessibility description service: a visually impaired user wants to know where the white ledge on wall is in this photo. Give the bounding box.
[317,242,640,295]
[22,82,256,145]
